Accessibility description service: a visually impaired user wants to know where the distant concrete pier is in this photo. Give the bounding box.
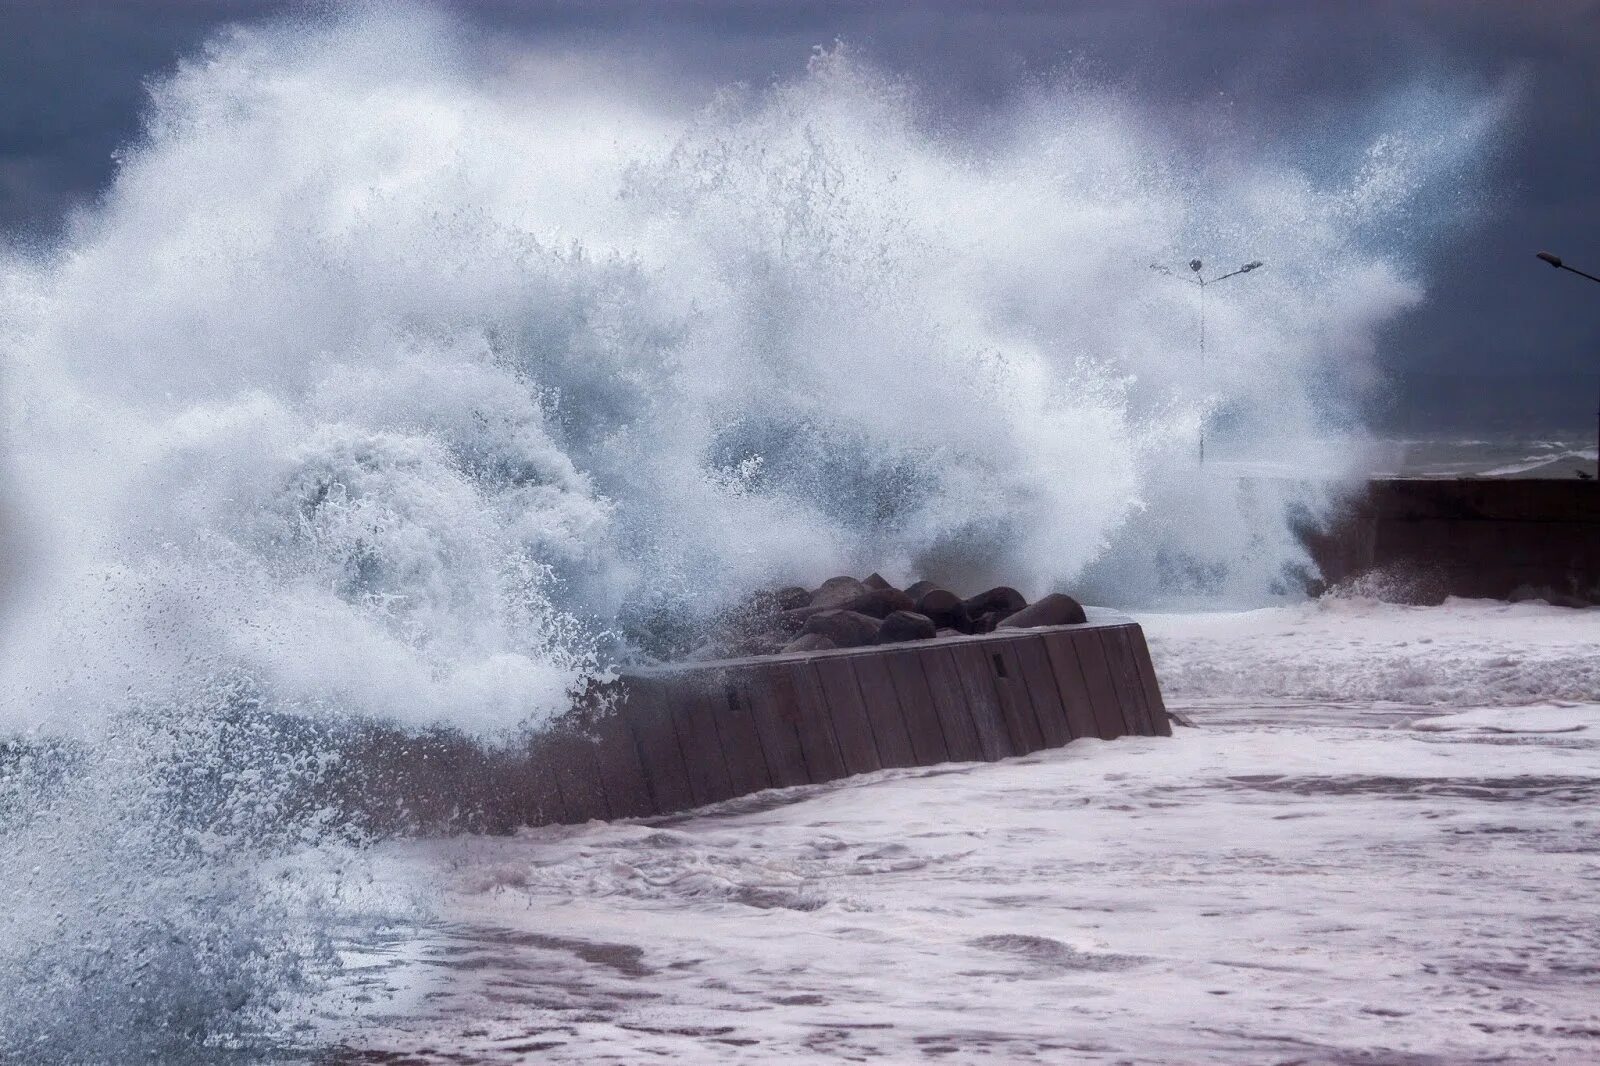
[1303,478,1600,603]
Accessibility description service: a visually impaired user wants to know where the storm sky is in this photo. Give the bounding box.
[2,0,1597,432]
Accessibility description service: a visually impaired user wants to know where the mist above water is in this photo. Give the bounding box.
[0,6,1502,1060]
[0,8,1504,734]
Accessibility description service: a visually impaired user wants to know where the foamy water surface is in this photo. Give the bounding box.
[0,6,1535,1063]
[310,599,1600,1064]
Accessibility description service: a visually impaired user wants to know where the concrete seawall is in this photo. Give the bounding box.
[525,610,1170,828]
[330,610,1170,834]
[1302,478,1600,602]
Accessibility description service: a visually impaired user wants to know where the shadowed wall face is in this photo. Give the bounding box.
[518,618,1170,830]
[1303,479,1600,604]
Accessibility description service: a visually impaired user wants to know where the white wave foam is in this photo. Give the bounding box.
[0,12,1503,735]
[1143,597,1600,706]
[0,6,1507,1061]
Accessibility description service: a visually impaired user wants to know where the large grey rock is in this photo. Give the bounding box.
[841,587,917,619]
[997,592,1087,628]
[904,579,942,601]
[877,610,937,643]
[799,609,882,648]
[915,589,973,633]
[714,587,791,643]
[778,605,827,633]
[962,586,1027,622]
[782,632,838,653]
[774,585,813,611]
[862,572,893,591]
[734,633,787,657]
[810,576,869,609]
[969,611,1000,634]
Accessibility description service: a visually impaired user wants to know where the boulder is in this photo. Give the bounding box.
[934,627,961,638]
[840,587,917,619]
[862,572,893,591]
[713,588,790,643]
[734,633,787,657]
[915,588,973,633]
[997,592,1087,628]
[799,609,882,648]
[782,632,838,654]
[961,586,1027,622]
[904,580,942,600]
[810,576,869,609]
[778,605,830,633]
[969,611,1000,634]
[774,585,813,611]
[877,610,937,643]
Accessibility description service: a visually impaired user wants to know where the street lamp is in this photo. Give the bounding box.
[1534,251,1600,481]
[1151,257,1265,463]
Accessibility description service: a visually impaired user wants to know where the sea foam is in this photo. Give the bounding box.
[0,6,1502,1060]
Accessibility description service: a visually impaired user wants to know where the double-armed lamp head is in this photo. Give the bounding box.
[1156,259,1264,284]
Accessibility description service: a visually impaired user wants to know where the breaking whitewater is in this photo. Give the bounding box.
[321,598,1600,1064]
[4,7,1595,1065]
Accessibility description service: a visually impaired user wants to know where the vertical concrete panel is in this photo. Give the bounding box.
[1127,625,1173,737]
[548,725,610,823]
[1099,626,1156,736]
[789,660,850,783]
[521,732,570,828]
[585,619,1169,825]
[743,662,812,789]
[881,649,951,766]
[985,640,1047,754]
[588,701,658,819]
[477,743,530,834]
[812,657,883,776]
[947,642,1015,761]
[1011,636,1074,747]
[919,646,985,762]
[666,679,738,807]
[1069,629,1128,740]
[850,655,918,768]
[1039,631,1107,741]
[620,675,696,815]
[705,668,775,797]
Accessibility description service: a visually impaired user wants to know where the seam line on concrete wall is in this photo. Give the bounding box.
[1004,643,1051,751]
[734,674,779,789]
[801,661,850,779]
[844,659,887,770]
[702,684,745,795]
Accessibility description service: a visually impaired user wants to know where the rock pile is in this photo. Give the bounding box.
[686,575,1088,661]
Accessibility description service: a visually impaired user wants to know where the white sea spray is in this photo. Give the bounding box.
[0,5,1504,1060]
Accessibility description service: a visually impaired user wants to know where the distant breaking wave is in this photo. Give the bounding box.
[0,6,1503,1061]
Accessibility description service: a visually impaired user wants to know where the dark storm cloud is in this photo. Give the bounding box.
[2,0,1597,430]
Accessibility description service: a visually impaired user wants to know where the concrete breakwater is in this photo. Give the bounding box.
[526,610,1170,828]
[326,609,1171,834]
[1301,478,1600,603]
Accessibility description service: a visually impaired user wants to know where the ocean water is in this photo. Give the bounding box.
[309,599,1600,1063]
[1371,435,1597,479]
[1196,434,1599,481]
[0,6,1534,1063]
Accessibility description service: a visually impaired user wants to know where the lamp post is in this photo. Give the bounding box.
[1534,251,1600,480]
[1151,257,1265,463]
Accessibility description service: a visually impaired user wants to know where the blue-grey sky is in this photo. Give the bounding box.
[3,0,1597,432]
